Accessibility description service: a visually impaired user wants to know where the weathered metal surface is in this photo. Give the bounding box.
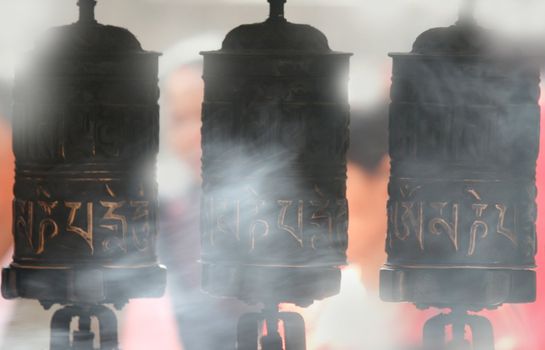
[200,0,351,305]
[2,0,165,305]
[381,19,540,308]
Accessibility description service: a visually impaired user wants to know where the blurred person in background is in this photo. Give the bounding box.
[1,2,544,348]
[0,83,13,261]
[126,65,543,349]
[123,62,254,350]
[346,108,390,291]
[290,107,410,350]
[161,62,258,349]
[150,65,407,348]
[0,82,15,346]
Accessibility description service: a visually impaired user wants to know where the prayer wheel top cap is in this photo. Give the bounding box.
[218,0,332,53]
[36,0,144,55]
[411,19,490,56]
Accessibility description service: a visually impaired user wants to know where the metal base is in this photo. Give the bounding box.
[2,264,166,307]
[423,310,495,350]
[51,304,119,350]
[380,266,535,308]
[202,263,341,307]
[237,307,306,350]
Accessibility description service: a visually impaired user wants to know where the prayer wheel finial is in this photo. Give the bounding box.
[268,0,286,20]
[78,0,97,24]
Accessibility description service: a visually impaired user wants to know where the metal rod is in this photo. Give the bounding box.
[73,311,94,350]
[94,305,120,350]
[78,0,97,24]
[268,0,286,20]
[50,305,120,350]
[50,307,76,350]
[423,309,494,350]
[451,320,467,348]
[281,312,306,350]
[265,307,279,336]
[261,305,283,350]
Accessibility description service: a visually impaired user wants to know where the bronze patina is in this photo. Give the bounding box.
[200,0,351,348]
[380,11,539,350]
[2,1,165,348]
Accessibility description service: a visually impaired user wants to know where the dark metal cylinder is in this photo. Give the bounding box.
[2,1,165,305]
[380,21,540,308]
[200,1,351,306]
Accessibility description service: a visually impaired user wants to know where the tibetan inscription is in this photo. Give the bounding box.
[386,181,536,265]
[388,200,517,255]
[13,198,155,257]
[201,188,348,257]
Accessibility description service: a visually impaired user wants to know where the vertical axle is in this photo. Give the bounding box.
[77,0,97,24]
[50,305,119,350]
[423,309,494,350]
[237,305,306,350]
[268,0,286,20]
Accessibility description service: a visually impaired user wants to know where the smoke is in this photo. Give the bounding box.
[1,1,545,349]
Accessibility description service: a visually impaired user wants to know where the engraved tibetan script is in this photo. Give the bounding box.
[202,195,348,252]
[14,199,154,256]
[389,200,518,255]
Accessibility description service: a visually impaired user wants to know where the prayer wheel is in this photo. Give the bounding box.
[2,2,166,348]
[380,13,539,350]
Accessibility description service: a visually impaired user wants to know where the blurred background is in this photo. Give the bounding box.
[0,0,545,349]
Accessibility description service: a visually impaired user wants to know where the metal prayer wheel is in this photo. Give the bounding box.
[2,1,165,348]
[380,12,539,350]
[200,0,350,348]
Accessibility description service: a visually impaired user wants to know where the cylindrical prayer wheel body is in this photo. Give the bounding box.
[2,6,165,305]
[380,22,540,308]
[201,12,351,306]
